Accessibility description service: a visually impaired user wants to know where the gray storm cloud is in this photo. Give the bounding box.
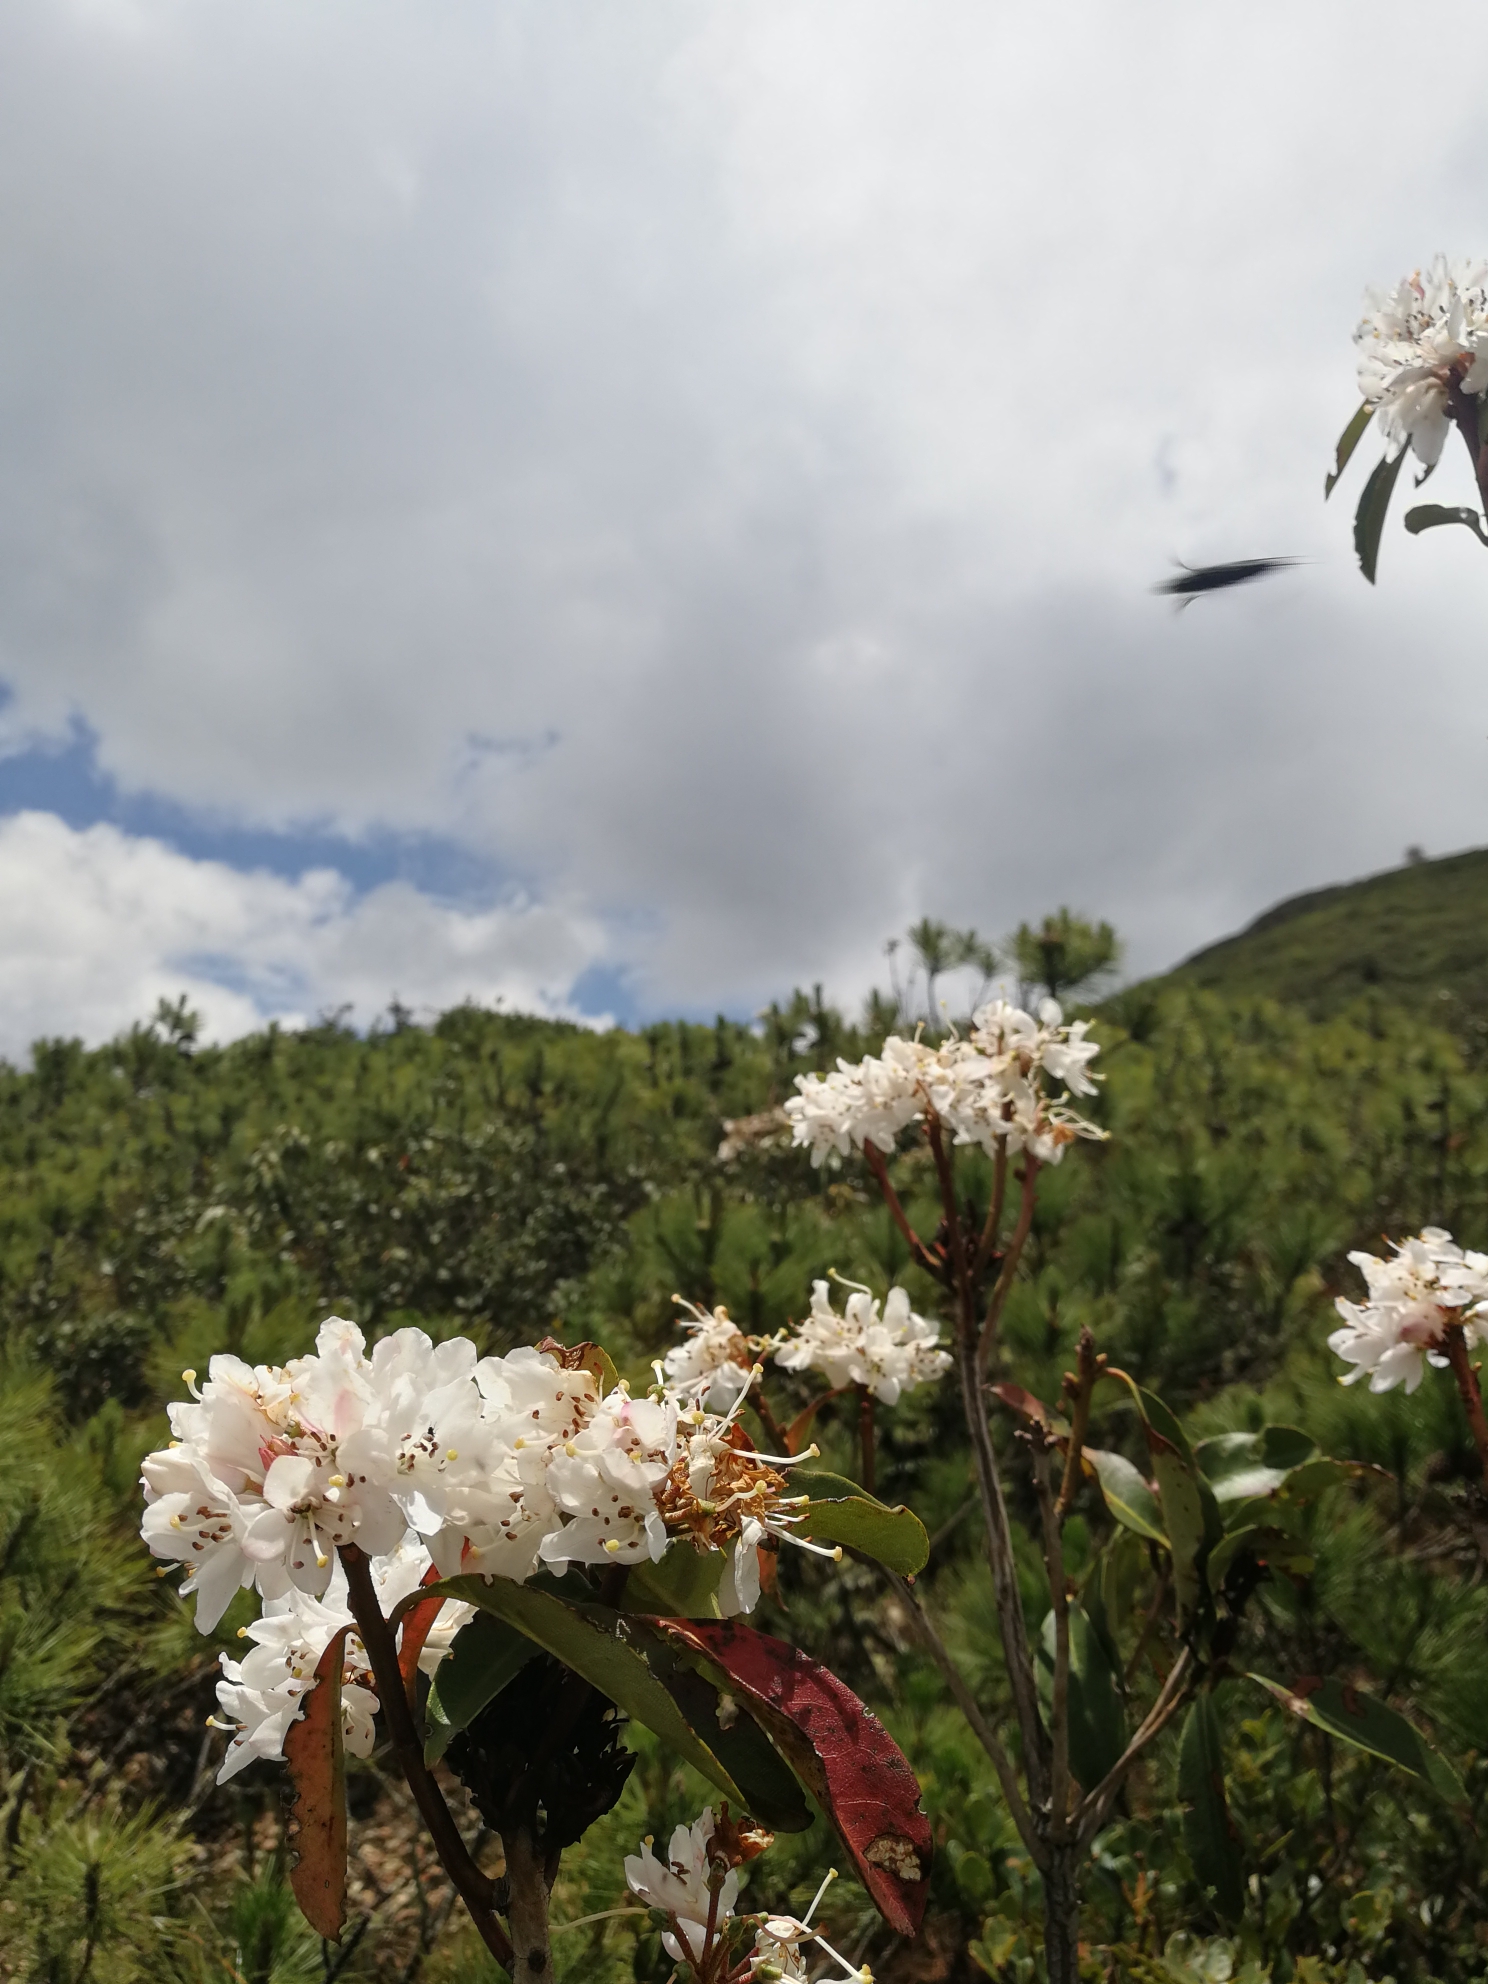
[0,0,1485,1043]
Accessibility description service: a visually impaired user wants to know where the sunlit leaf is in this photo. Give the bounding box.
[789,1465,930,1575]
[1085,1448,1166,1544]
[657,1617,933,1936]
[1194,1432,1290,1505]
[626,1545,726,1619]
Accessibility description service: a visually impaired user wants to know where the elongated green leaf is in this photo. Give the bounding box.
[788,1466,931,1575]
[1178,1694,1244,1922]
[1325,401,1373,497]
[433,1574,752,1806]
[1403,503,1488,545]
[423,1611,538,1764]
[1135,1390,1221,1621]
[1085,1448,1166,1544]
[625,1545,726,1619]
[632,1622,811,1832]
[1247,1674,1465,1803]
[1036,1602,1127,1790]
[1354,448,1407,582]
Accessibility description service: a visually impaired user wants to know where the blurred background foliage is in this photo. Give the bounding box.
[5,861,1488,1981]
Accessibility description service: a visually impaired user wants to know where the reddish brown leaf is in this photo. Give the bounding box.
[784,1385,852,1455]
[393,1567,446,1704]
[988,1383,1068,1436]
[658,1618,932,1936]
[284,1625,352,1941]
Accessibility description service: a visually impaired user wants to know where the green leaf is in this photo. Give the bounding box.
[1135,1389,1222,1621]
[625,1545,726,1620]
[1354,448,1407,583]
[1246,1674,1465,1803]
[433,1574,753,1807]
[1178,1694,1244,1923]
[1036,1602,1128,1790]
[1325,401,1373,497]
[789,1466,930,1575]
[1403,503,1488,546]
[1258,1424,1316,1471]
[1194,1432,1290,1505]
[1085,1448,1166,1544]
[423,1611,538,1764]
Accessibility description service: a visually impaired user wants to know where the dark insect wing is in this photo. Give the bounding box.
[1153,556,1300,597]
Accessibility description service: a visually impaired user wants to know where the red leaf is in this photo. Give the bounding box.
[395,1567,446,1704]
[284,1625,352,1941]
[658,1618,931,1936]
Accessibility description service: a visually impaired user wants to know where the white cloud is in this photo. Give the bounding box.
[0,812,605,1055]
[0,0,1485,1036]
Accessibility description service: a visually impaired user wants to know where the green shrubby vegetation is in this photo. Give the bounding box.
[8,872,1488,1981]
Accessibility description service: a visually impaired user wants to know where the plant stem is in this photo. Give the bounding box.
[1077,1647,1194,1851]
[977,1159,1040,1380]
[1055,1328,1104,1523]
[860,1142,942,1278]
[505,1825,554,1982]
[338,1546,513,1972]
[1033,1446,1071,1836]
[857,1386,877,1496]
[1442,1325,1488,1488]
[1447,376,1488,514]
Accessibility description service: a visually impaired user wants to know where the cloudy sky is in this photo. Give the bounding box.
[0,0,1485,1052]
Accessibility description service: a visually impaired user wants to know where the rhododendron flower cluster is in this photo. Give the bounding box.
[1328,1226,1488,1394]
[141,1317,840,1773]
[774,1280,950,1403]
[664,1300,758,1410]
[624,1809,868,1984]
[1355,257,1488,468]
[783,999,1102,1168]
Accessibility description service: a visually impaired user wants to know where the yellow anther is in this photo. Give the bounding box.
[831,1547,843,1562]
[181,1369,196,1385]
[237,1626,249,1639]
[565,1441,577,1457]
[604,1537,623,1554]
[328,1474,346,1488]
[446,1449,459,1461]
[169,1513,183,1529]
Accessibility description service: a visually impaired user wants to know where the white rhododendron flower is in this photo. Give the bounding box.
[210,1532,473,1783]
[775,1281,951,1404]
[1328,1226,1488,1394]
[784,1000,1102,1168]
[539,1388,676,1568]
[1355,257,1488,468]
[663,1300,757,1410]
[625,1808,740,1964]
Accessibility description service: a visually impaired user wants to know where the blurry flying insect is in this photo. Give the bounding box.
[1153,556,1301,606]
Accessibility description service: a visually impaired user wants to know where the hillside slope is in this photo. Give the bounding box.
[1169,844,1488,1020]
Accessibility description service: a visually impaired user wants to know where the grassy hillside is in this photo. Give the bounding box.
[1170,844,1488,1023]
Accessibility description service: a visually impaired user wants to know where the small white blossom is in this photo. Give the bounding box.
[624,1808,739,1964]
[1355,257,1488,468]
[663,1301,757,1410]
[539,1389,676,1568]
[774,1281,951,1404]
[1328,1226,1488,1394]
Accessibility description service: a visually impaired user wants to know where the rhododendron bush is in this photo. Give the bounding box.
[138,995,1472,1984]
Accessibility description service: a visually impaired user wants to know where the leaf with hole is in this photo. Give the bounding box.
[1247,1674,1465,1803]
[657,1616,933,1936]
[283,1625,352,1941]
[1178,1693,1244,1923]
[1325,402,1373,497]
[1404,503,1488,545]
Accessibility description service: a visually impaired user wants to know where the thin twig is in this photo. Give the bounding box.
[977,1159,1040,1381]
[1055,1329,1105,1524]
[338,1546,513,1972]
[1032,1445,1071,1836]
[1077,1647,1194,1850]
[883,1568,1041,1864]
[971,1138,1010,1282]
[861,1142,942,1278]
[1443,1325,1488,1489]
